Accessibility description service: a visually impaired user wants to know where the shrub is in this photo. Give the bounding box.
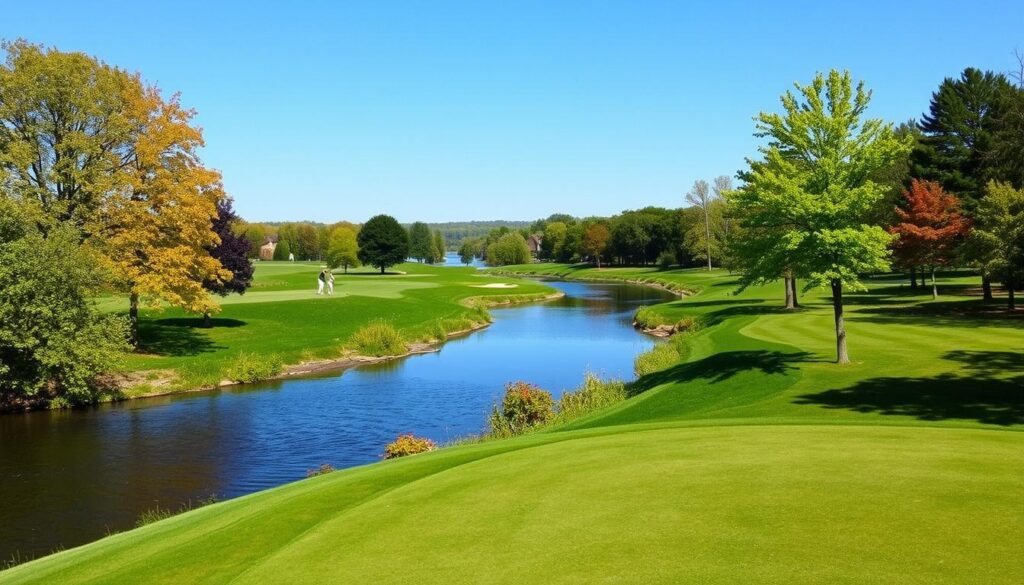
[488,381,554,437]
[634,306,670,329]
[348,320,407,357]
[657,250,677,270]
[384,434,437,459]
[555,373,627,423]
[306,463,335,477]
[633,333,692,377]
[225,352,283,384]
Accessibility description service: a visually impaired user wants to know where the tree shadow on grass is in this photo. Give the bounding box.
[629,350,814,396]
[794,374,1024,426]
[853,299,1024,329]
[795,349,1024,426]
[137,317,242,357]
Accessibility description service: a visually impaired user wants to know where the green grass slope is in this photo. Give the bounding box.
[4,265,1022,583]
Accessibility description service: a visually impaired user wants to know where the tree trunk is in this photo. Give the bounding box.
[931,267,938,300]
[380,265,385,274]
[1009,282,1016,310]
[784,275,795,309]
[129,292,140,347]
[831,280,849,364]
[982,275,993,300]
[909,266,917,289]
[596,255,601,269]
[203,311,212,328]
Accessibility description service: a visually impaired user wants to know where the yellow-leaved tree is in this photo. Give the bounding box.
[98,82,230,344]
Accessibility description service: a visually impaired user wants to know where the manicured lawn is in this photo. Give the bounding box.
[4,264,1022,583]
[109,262,556,393]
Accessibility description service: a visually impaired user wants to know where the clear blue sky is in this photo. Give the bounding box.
[4,1,1022,223]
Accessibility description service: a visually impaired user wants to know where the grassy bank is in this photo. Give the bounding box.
[104,262,558,397]
[4,265,1022,583]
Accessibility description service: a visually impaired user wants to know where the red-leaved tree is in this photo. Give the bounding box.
[890,179,971,299]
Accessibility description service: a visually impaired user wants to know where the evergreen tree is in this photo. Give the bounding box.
[273,240,291,261]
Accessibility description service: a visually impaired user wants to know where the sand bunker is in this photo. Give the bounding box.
[473,283,519,288]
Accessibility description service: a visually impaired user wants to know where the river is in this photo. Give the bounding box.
[0,279,674,562]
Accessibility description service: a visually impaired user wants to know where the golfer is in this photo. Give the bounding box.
[317,269,326,295]
[326,271,335,295]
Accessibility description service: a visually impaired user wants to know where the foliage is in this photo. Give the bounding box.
[348,320,408,357]
[969,181,1024,307]
[912,68,1015,209]
[458,241,476,264]
[729,70,910,363]
[408,222,433,262]
[0,214,129,407]
[326,226,360,272]
[889,180,970,297]
[0,41,134,234]
[205,197,254,296]
[357,215,410,273]
[431,230,446,263]
[486,232,531,266]
[580,223,610,266]
[656,250,676,270]
[224,352,283,384]
[487,381,554,437]
[383,434,437,459]
[272,239,291,261]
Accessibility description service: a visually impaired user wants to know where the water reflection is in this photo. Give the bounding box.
[0,280,673,560]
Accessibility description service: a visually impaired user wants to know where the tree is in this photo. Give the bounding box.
[408,222,432,262]
[326,226,360,273]
[970,182,1024,309]
[358,214,409,273]
[294,224,320,260]
[273,239,291,261]
[580,223,610,267]
[889,180,971,299]
[238,222,267,259]
[486,232,531,266]
[458,241,476,265]
[203,197,253,325]
[0,202,128,407]
[541,221,567,260]
[0,41,134,236]
[686,180,715,269]
[432,230,446,263]
[729,70,909,364]
[99,82,229,345]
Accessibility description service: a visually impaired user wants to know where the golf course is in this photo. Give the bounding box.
[3,264,1021,584]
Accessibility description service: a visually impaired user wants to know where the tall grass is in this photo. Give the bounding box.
[348,320,408,357]
[136,495,220,528]
[634,334,690,377]
[552,373,627,423]
[224,352,284,383]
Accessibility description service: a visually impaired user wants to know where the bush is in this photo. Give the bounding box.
[384,434,437,459]
[348,320,408,357]
[634,306,670,329]
[487,381,554,437]
[657,250,677,270]
[555,373,627,423]
[633,334,690,377]
[272,240,291,260]
[225,352,283,383]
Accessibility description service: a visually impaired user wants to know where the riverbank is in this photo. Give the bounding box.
[5,267,1023,583]
[121,290,566,401]
[1,264,562,413]
[484,263,698,296]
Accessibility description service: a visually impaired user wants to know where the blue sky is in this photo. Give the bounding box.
[4,1,1022,222]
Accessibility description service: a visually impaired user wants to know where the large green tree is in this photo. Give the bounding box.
[729,70,909,363]
[358,214,409,273]
[969,182,1024,309]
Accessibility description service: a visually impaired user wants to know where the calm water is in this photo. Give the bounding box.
[0,280,673,561]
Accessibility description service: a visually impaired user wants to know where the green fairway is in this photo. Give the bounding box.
[4,264,1022,583]
[110,262,556,394]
